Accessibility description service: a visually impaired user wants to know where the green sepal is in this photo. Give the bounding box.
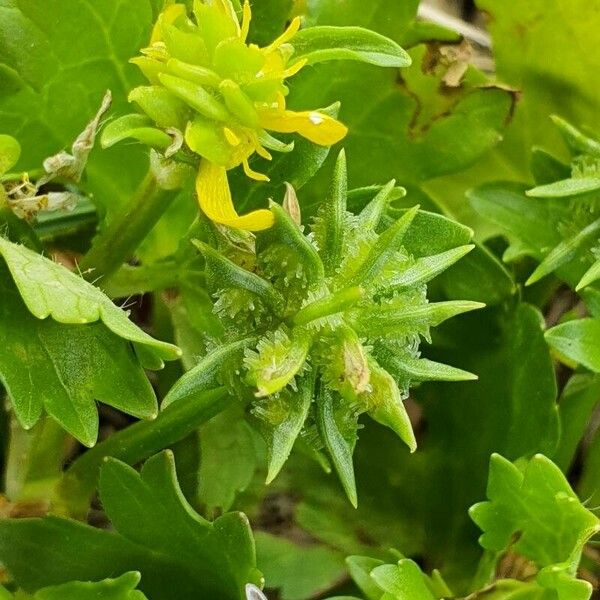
[259,373,314,484]
[366,362,416,452]
[158,73,230,122]
[354,180,401,231]
[0,134,20,176]
[194,239,284,312]
[526,217,600,285]
[551,115,600,158]
[354,300,484,337]
[101,114,172,150]
[166,58,222,88]
[320,149,348,276]
[383,354,477,382]
[162,338,255,408]
[316,385,358,508]
[387,245,475,289]
[349,205,419,288]
[219,79,259,128]
[527,176,600,198]
[128,86,190,129]
[261,201,324,283]
[289,26,411,68]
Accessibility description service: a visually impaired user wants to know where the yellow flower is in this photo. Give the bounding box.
[130,0,348,231]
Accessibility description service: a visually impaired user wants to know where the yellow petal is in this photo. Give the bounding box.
[151,4,187,44]
[240,0,252,41]
[243,159,270,182]
[196,160,274,231]
[259,110,348,146]
[283,58,307,78]
[263,16,301,53]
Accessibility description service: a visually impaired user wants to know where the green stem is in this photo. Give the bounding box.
[5,416,72,502]
[55,387,229,518]
[78,170,174,283]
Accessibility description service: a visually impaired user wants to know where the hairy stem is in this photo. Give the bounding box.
[78,170,174,283]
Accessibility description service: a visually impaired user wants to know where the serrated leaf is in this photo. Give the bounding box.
[290,26,411,68]
[545,318,600,373]
[0,264,157,447]
[0,237,180,364]
[0,452,261,600]
[469,453,600,567]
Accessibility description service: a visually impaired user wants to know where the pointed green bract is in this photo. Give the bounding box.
[320,149,348,275]
[317,386,357,508]
[177,157,478,503]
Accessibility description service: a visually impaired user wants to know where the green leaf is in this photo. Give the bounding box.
[256,532,345,600]
[545,318,600,373]
[0,452,261,600]
[0,237,180,364]
[554,374,600,472]
[0,0,159,217]
[526,218,600,285]
[0,134,20,175]
[470,453,600,567]
[33,572,147,600]
[411,303,561,581]
[0,264,157,447]
[370,560,437,600]
[290,26,411,68]
[474,0,600,180]
[198,406,259,513]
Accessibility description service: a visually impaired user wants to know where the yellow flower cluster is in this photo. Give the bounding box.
[131,0,348,230]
